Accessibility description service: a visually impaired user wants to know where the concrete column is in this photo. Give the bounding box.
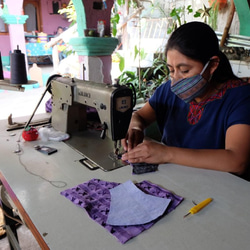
[2,0,28,71]
[70,0,117,84]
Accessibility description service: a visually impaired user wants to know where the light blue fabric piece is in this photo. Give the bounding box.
[106,180,171,226]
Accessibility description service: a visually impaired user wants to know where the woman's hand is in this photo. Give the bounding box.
[121,128,144,152]
[122,124,250,176]
[121,102,157,152]
[122,140,168,164]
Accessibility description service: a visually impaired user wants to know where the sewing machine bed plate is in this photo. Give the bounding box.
[64,129,126,171]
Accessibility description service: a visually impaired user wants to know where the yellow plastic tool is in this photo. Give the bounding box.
[184,198,213,218]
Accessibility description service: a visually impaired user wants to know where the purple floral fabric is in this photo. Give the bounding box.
[45,98,52,113]
[60,179,183,244]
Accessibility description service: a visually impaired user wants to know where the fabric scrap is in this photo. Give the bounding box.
[132,162,159,174]
[60,179,183,244]
[106,180,171,226]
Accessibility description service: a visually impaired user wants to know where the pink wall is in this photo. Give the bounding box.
[0,0,70,56]
[41,0,70,35]
[0,35,11,56]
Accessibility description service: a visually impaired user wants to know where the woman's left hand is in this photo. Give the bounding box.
[121,140,167,164]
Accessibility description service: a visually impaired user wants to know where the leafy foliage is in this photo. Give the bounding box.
[58,0,76,26]
[118,55,169,101]
[167,5,201,34]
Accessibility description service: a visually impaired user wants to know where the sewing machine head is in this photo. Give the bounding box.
[49,75,134,168]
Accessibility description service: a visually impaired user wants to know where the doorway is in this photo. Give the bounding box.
[23,0,42,32]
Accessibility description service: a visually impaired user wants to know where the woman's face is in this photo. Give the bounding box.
[166,49,205,85]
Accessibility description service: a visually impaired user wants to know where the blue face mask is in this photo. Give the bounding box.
[170,61,211,103]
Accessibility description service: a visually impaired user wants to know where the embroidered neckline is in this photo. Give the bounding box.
[187,79,248,125]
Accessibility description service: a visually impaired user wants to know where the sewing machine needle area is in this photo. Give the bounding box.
[50,75,133,171]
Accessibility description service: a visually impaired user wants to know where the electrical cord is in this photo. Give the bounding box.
[14,131,67,188]
[11,74,68,188]
[126,82,137,108]
[15,145,67,188]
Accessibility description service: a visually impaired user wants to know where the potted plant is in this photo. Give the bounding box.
[117,54,169,104]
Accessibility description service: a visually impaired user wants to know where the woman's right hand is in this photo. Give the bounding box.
[121,128,144,152]
[122,102,156,151]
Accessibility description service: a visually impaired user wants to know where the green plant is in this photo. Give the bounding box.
[118,55,169,102]
[208,1,219,30]
[118,70,148,101]
[111,12,120,37]
[167,5,201,34]
[111,0,141,37]
[114,44,147,74]
[56,1,76,57]
[58,0,76,26]
[149,0,168,17]
[110,0,122,38]
[141,55,169,99]
[114,52,125,72]
[133,45,147,61]
[143,55,169,84]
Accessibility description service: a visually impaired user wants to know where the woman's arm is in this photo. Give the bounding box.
[121,102,156,151]
[122,124,250,175]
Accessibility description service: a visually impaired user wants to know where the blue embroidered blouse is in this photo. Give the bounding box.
[149,79,250,150]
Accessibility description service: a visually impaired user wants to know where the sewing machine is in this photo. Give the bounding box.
[49,76,134,171]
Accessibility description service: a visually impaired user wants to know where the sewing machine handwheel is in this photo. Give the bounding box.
[46,74,62,94]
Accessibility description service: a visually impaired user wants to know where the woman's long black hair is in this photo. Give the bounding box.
[165,22,239,83]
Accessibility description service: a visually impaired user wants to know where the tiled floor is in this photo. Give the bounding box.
[0,224,41,250]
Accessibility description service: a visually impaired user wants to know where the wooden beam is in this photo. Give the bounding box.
[220,0,235,47]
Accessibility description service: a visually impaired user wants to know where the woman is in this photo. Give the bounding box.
[121,22,250,180]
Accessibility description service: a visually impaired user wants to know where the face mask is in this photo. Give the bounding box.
[170,61,211,103]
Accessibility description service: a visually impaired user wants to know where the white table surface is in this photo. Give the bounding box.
[0,116,250,250]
